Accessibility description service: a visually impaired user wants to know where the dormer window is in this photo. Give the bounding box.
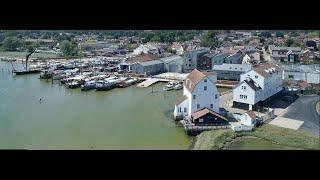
[255,75,258,79]
[204,79,207,83]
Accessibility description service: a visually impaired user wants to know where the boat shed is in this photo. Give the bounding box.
[132,60,165,76]
[159,55,184,73]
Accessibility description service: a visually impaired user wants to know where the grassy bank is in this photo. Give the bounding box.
[316,101,320,114]
[192,124,320,150]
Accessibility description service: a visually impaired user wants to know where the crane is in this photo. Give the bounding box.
[25,49,36,71]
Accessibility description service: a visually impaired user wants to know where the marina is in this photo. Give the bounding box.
[0,61,192,149]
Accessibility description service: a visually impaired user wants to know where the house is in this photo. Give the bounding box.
[299,49,316,63]
[174,69,225,124]
[170,43,184,55]
[131,60,165,76]
[231,111,258,132]
[242,52,261,64]
[242,54,251,64]
[224,52,243,64]
[233,63,283,110]
[132,43,159,56]
[159,55,184,73]
[268,45,301,63]
[197,53,215,70]
[211,53,230,65]
[282,64,320,85]
[183,48,210,72]
[212,63,252,81]
[190,108,228,126]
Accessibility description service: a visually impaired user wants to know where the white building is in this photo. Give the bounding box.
[174,69,220,120]
[132,43,158,56]
[233,63,283,110]
[231,111,258,132]
[242,54,251,64]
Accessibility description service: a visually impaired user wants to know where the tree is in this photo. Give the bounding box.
[306,40,317,49]
[260,31,272,38]
[2,37,23,51]
[200,31,222,48]
[150,34,161,42]
[276,31,284,38]
[59,40,78,57]
[285,38,300,47]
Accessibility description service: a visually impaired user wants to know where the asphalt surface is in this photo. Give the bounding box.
[283,95,320,136]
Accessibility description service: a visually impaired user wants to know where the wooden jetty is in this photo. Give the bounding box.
[137,78,172,87]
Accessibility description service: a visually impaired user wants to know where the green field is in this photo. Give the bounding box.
[0,51,60,59]
[192,124,320,150]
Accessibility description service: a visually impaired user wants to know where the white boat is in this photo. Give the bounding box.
[163,81,175,91]
[173,82,183,90]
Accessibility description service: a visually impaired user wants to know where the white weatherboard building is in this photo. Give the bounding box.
[174,69,220,120]
[233,63,283,110]
[231,111,258,132]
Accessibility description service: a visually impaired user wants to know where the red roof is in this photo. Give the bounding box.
[191,108,227,121]
[127,54,156,63]
[185,69,216,93]
[246,111,257,119]
[253,63,282,77]
[175,95,188,106]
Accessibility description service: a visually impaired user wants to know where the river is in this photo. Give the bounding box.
[0,61,198,149]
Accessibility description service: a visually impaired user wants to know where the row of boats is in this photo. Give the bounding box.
[63,75,142,91]
[163,81,183,91]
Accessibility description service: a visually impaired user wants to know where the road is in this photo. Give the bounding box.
[283,95,320,136]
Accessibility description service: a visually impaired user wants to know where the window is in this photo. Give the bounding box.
[210,104,213,108]
[215,94,218,99]
[193,95,196,99]
[255,75,258,78]
[189,59,191,62]
[242,86,246,90]
[204,86,207,91]
[179,107,181,112]
[197,104,200,109]
[199,118,204,123]
[204,79,207,82]
[184,108,187,113]
[189,64,191,67]
[288,75,294,79]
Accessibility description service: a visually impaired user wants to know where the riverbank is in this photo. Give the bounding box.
[316,101,320,114]
[191,124,320,150]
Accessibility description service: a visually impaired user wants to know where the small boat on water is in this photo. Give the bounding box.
[173,82,183,90]
[163,81,175,91]
[40,70,53,79]
[66,81,81,89]
[118,78,138,88]
[81,80,97,91]
[96,80,115,91]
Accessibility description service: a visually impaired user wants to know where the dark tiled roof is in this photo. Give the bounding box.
[244,79,261,91]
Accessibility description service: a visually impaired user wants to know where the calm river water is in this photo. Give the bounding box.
[0,61,194,149]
